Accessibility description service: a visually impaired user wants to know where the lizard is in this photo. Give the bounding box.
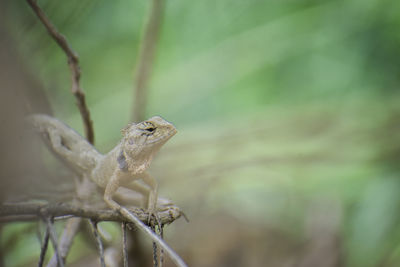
[29,114,177,220]
[29,115,188,267]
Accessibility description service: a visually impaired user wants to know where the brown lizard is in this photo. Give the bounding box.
[30,114,177,218]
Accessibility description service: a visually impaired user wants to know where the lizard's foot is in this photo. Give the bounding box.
[147,207,162,228]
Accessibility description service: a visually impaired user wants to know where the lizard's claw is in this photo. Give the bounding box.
[147,207,161,228]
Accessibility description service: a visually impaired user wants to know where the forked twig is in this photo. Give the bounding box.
[26,0,94,144]
[89,220,106,267]
[119,206,187,267]
[38,226,50,267]
[45,217,64,267]
[46,217,81,267]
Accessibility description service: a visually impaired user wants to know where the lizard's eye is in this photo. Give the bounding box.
[139,121,156,133]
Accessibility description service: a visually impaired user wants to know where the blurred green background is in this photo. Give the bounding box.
[1,0,400,266]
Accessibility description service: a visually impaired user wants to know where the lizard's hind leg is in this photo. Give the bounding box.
[122,180,152,208]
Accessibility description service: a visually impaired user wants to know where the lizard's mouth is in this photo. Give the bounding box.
[147,128,177,145]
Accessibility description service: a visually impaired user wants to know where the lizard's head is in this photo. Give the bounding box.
[121,116,177,158]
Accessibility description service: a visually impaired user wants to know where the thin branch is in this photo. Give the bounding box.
[46,217,82,267]
[26,0,94,144]
[153,233,158,267]
[118,206,187,267]
[122,222,128,267]
[0,203,183,225]
[152,223,164,267]
[38,226,50,267]
[160,225,164,267]
[45,217,64,267]
[89,220,106,267]
[132,0,165,122]
[46,180,98,267]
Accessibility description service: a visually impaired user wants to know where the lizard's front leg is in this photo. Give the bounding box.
[104,170,125,211]
[122,171,158,223]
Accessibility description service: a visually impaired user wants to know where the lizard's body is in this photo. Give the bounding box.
[30,114,177,215]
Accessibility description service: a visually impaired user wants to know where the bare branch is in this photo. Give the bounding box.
[118,206,187,267]
[2,203,185,266]
[0,203,183,225]
[160,226,165,267]
[152,224,164,267]
[122,222,128,267]
[89,220,106,267]
[153,234,159,267]
[132,0,165,122]
[26,0,94,144]
[46,217,82,267]
[45,217,64,267]
[38,226,50,267]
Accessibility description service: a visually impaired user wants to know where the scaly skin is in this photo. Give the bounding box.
[30,114,177,217]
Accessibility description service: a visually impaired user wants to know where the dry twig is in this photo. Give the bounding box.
[26,0,94,144]
[38,226,50,267]
[46,217,81,267]
[118,206,187,267]
[153,230,159,267]
[1,203,185,266]
[45,217,64,267]
[89,220,106,267]
[0,203,183,225]
[160,226,165,267]
[122,222,129,267]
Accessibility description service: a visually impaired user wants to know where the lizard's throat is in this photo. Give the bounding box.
[123,150,154,174]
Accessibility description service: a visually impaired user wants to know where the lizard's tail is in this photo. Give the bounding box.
[28,114,101,175]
